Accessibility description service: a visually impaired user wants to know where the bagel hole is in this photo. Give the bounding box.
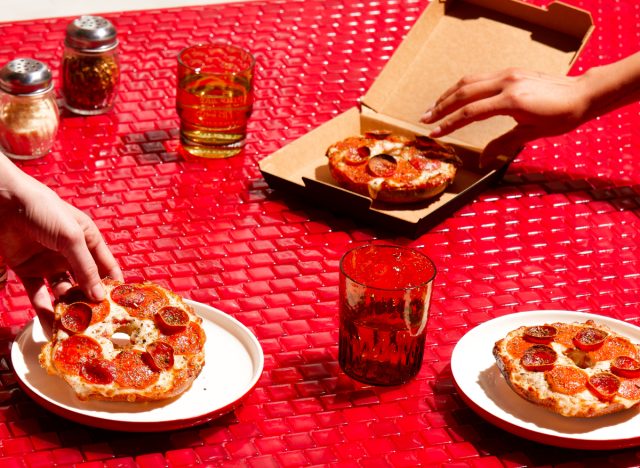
[565,348,594,369]
[111,331,132,348]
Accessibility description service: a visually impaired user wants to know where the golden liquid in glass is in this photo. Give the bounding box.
[176,74,252,158]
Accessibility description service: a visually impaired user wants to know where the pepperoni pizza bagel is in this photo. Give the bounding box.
[39,279,206,402]
[326,131,462,204]
[494,320,640,417]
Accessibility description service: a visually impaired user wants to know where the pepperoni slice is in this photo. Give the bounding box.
[410,152,444,171]
[111,284,166,319]
[587,372,620,401]
[409,155,428,171]
[413,136,462,166]
[521,344,557,371]
[53,335,102,375]
[57,287,110,326]
[619,379,640,400]
[61,302,92,333]
[611,356,640,379]
[345,146,370,165]
[590,336,640,362]
[545,365,587,395]
[365,130,391,140]
[164,322,205,354]
[553,323,582,348]
[155,306,189,334]
[114,350,159,389]
[144,342,175,371]
[427,149,462,167]
[89,299,110,325]
[506,336,531,359]
[80,358,116,385]
[523,325,558,344]
[111,284,146,308]
[367,154,397,177]
[138,288,167,319]
[413,135,441,151]
[573,327,608,351]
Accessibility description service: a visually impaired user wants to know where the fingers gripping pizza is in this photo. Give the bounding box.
[39,279,206,402]
[494,320,640,417]
[326,131,462,204]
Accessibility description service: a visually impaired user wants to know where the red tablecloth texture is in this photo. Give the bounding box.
[0,0,640,465]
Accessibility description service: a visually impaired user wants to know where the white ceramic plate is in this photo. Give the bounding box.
[451,310,640,449]
[11,300,264,432]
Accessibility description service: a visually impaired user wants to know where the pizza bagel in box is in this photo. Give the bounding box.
[259,0,594,238]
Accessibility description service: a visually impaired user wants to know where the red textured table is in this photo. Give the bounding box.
[1,0,639,465]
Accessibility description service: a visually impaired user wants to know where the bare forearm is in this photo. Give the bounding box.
[0,154,23,208]
[581,52,640,120]
[0,154,42,215]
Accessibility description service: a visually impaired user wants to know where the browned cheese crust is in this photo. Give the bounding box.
[326,131,461,204]
[494,320,640,418]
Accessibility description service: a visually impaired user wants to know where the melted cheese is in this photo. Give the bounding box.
[508,340,638,416]
[367,178,385,199]
[370,140,404,156]
[44,284,204,401]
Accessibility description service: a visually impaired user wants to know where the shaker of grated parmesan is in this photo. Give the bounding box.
[0,58,59,160]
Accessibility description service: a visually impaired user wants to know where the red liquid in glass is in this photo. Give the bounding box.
[339,313,427,385]
[338,245,434,386]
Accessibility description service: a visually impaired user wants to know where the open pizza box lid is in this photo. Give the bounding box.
[258,0,594,238]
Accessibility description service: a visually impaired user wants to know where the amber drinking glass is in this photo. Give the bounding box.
[176,43,255,158]
[338,244,436,386]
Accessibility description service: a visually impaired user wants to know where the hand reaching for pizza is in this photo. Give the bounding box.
[421,52,640,169]
[0,154,123,332]
[421,68,589,168]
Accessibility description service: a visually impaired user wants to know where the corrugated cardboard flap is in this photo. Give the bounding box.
[362,0,594,151]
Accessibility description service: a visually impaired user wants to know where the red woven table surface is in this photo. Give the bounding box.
[0,0,639,465]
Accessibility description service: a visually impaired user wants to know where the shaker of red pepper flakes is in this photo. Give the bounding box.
[61,16,120,115]
[0,59,59,160]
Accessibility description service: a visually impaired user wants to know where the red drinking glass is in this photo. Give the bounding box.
[338,244,436,386]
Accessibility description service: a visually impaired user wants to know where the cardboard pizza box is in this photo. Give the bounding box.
[258,0,594,238]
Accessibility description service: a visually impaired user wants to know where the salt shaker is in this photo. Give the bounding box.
[0,58,59,160]
[62,15,120,115]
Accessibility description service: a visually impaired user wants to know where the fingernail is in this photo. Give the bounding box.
[109,268,124,282]
[91,283,105,301]
[420,110,432,123]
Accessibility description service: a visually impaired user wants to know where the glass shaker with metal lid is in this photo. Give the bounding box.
[0,58,59,160]
[62,15,120,115]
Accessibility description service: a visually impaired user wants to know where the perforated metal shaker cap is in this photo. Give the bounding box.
[65,15,118,51]
[0,58,53,95]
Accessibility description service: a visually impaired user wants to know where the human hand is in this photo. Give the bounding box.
[0,158,123,330]
[420,68,591,168]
